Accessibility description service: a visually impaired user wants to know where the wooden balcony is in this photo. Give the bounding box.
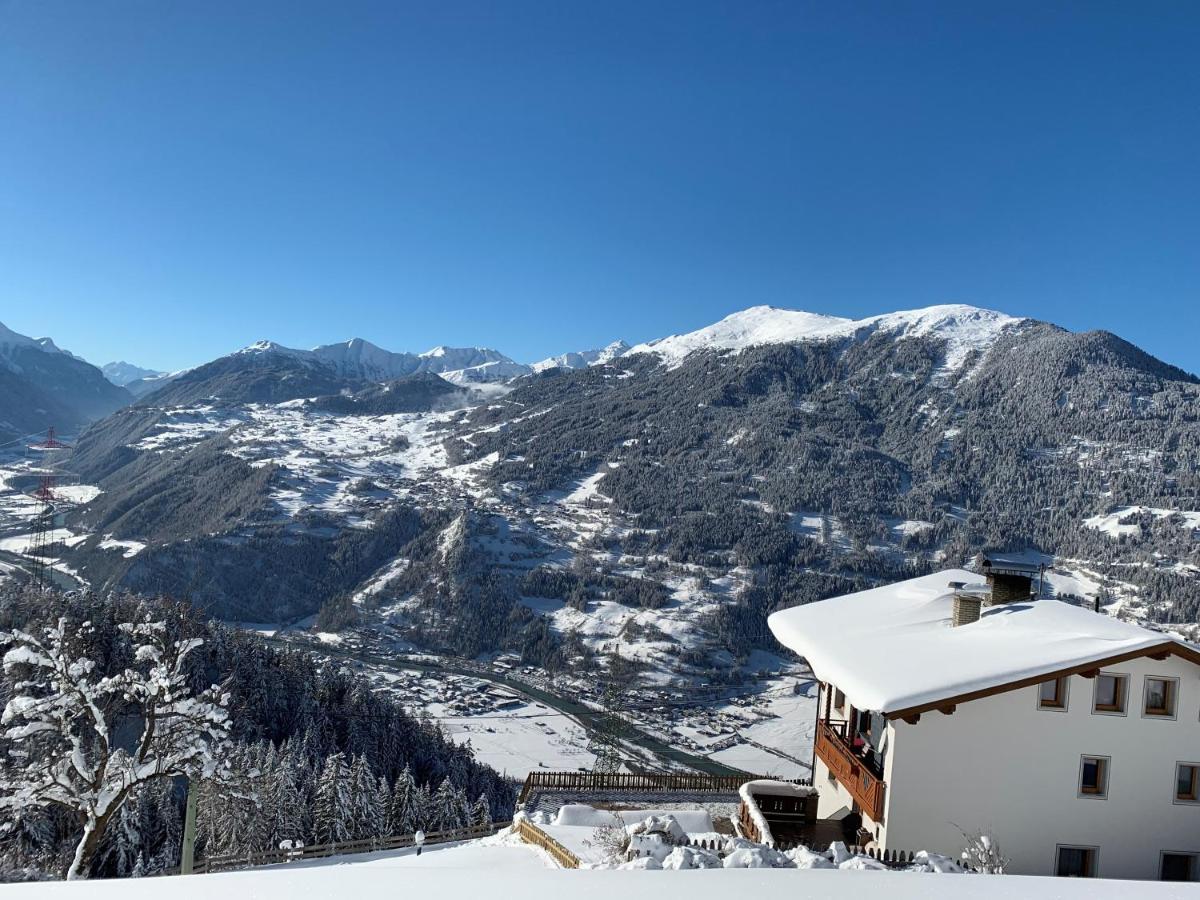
[815,720,887,824]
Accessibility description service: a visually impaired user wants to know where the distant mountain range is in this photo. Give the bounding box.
[4,304,1199,684]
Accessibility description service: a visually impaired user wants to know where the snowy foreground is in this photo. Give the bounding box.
[2,834,1195,899]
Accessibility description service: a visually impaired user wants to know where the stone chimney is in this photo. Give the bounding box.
[953,593,983,627]
[950,580,984,627]
[979,555,1040,605]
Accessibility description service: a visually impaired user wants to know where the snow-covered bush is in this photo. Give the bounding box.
[957,828,1008,874]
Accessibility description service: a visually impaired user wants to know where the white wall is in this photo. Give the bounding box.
[880,654,1200,879]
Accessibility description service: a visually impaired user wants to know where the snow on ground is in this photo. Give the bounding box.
[2,842,1192,899]
[51,484,102,504]
[424,699,593,777]
[1084,506,1200,539]
[97,535,146,558]
[351,556,410,605]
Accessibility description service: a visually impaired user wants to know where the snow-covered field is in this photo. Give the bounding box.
[2,836,1192,899]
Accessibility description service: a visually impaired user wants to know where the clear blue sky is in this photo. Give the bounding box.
[1,1,1197,373]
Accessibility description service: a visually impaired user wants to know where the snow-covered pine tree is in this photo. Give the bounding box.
[271,745,309,849]
[452,784,471,831]
[0,618,230,879]
[431,779,458,833]
[312,753,352,845]
[150,780,182,873]
[415,782,434,830]
[471,794,491,827]
[347,755,385,841]
[110,798,142,877]
[387,766,418,835]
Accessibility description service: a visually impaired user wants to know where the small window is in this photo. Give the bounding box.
[1079,756,1109,798]
[1056,845,1097,878]
[1176,764,1199,803]
[1144,677,1177,718]
[833,687,845,711]
[1039,677,1067,710]
[1161,852,1198,882]
[1092,673,1127,714]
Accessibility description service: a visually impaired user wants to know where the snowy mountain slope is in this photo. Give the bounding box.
[626,304,1031,374]
[21,303,1198,674]
[532,340,631,372]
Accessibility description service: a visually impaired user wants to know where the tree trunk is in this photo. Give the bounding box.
[67,811,110,880]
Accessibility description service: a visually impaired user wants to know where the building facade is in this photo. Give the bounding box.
[770,565,1200,880]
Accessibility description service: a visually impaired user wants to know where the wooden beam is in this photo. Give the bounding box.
[1150,651,1170,661]
[885,641,1200,721]
[938,704,956,715]
[901,713,920,725]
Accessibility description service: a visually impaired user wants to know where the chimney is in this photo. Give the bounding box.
[980,555,1040,605]
[949,582,984,627]
[953,593,982,627]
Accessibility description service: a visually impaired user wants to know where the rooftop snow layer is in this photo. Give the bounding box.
[767,569,1195,714]
[626,304,1028,372]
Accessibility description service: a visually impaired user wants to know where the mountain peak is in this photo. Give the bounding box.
[626,303,1031,372]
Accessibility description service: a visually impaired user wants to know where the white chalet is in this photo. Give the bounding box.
[767,562,1200,881]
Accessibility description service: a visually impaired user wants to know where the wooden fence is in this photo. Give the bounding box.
[191,822,506,874]
[514,818,580,869]
[516,771,810,806]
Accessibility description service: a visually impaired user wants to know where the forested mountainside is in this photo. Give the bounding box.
[15,305,1200,683]
[0,586,514,880]
[0,324,131,443]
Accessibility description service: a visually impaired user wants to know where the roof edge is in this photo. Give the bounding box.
[884,640,1200,721]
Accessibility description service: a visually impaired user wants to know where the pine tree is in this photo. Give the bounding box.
[312,753,353,845]
[271,746,309,848]
[387,767,418,835]
[431,779,458,833]
[348,755,385,840]
[471,794,491,827]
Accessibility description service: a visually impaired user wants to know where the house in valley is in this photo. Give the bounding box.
[767,560,1200,881]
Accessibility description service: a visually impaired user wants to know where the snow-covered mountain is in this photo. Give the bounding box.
[102,361,166,386]
[626,304,1031,373]
[531,340,631,372]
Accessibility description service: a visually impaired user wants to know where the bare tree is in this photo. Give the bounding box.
[1,618,230,879]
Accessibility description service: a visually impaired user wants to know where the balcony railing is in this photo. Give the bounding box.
[815,720,887,824]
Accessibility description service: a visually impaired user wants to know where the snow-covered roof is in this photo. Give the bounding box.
[767,569,1200,716]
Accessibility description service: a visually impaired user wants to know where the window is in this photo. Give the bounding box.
[1056,845,1097,878]
[1079,755,1109,798]
[1039,677,1067,710]
[1092,673,1127,714]
[1176,764,1199,803]
[833,688,845,712]
[1144,677,1178,718]
[1161,853,1198,882]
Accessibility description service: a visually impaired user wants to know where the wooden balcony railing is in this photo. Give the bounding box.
[815,721,887,824]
